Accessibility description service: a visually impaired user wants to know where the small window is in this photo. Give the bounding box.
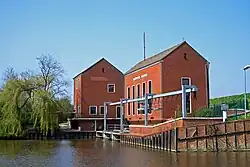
[102,68,105,73]
[107,84,115,93]
[181,77,190,85]
[116,106,121,118]
[99,106,104,115]
[89,106,97,115]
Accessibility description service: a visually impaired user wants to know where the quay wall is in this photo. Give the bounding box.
[121,118,250,152]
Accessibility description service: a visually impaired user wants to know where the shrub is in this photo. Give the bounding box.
[192,108,216,117]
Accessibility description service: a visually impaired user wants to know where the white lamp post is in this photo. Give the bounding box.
[244,65,250,119]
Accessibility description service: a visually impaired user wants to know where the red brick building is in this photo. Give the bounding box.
[72,58,124,131]
[124,41,210,124]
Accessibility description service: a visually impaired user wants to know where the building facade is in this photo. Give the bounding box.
[72,58,124,131]
[124,41,210,124]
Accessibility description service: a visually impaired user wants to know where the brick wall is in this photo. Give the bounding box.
[127,117,223,137]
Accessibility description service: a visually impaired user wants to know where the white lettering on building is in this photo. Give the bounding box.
[132,74,148,81]
[133,76,140,81]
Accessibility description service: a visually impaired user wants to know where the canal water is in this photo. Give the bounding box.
[0,139,249,167]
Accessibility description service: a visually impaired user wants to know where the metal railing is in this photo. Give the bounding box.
[107,124,129,132]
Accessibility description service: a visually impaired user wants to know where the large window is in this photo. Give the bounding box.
[99,106,104,115]
[89,106,97,115]
[107,84,115,93]
[127,87,131,115]
[116,106,121,118]
[142,82,146,97]
[181,77,191,113]
[148,81,152,113]
[132,85,135,115]
[137,84,141,113]
[148,80,152,94]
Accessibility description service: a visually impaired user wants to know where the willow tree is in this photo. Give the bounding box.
[0,54,70,137]
[32,90,58,134]
[31,54,70,133]
[0,78,34,137]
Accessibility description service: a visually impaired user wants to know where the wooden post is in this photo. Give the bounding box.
[168,130,171,151]
[196,126,198,151]
[244,120,247,149]
[161,133,164,150]
[205,125,208,151]
[186,127,188,151]
[234,121,237,150]
[225,122,228,151]
[214,125,218,152]
[175,128,179,152]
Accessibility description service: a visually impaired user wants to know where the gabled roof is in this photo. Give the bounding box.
[73,58,123,79]
[125,41,208,75]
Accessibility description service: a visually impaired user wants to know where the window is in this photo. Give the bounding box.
[132,85,135,115]
[142,82,146,97]
[181,77,191,113]
[148,81,152,113]
[77,105,81,113]
[137,84,141,114]
[127,87,131,115]
[107,84,115,93]
[99,106,104,115]
[75,78,79,89]
[116,106,121,118]
[148,80,152,94]
[89,106,97,115]
[181,78,190,85]
[102,68,105,73]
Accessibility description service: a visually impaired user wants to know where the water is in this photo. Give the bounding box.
[0,139,249,167]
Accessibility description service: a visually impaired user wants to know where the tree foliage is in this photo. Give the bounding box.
[210,93,250,109]
[0,54,72,137]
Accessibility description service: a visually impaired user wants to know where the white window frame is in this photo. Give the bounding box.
[181,77,192,113]
[136,83,141,115]
[77,105,81,113]
[147,80,153,115]
[132,85,135,116]
[75,78,79,89]
[142,82,146,97]
[107,84,115,93]
[147,80,152,94]
[127,86,131,116]
[99,106,104,115]
[116,106,121,118]
[89,106,97,115]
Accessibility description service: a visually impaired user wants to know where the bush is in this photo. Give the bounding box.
[192,108,216,117]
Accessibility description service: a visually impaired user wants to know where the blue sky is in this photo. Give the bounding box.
[0,0,250,98]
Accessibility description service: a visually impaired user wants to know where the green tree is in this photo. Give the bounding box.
[0,54,70,137]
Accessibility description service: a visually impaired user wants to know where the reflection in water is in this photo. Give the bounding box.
[0,139,249,167]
